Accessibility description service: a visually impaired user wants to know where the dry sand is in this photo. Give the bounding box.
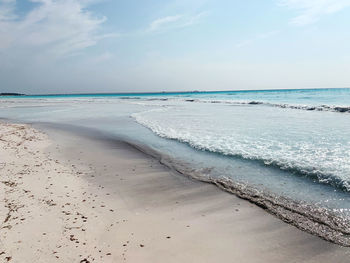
[0,122,349,262]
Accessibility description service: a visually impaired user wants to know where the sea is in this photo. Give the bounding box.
[1,88,350,245]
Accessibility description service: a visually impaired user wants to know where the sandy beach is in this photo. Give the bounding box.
[0,121,349,262]
[2,0,350,261]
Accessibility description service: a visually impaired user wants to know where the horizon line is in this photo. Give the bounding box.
[3,87,350,97]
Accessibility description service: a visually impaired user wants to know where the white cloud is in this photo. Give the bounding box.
[147,12,207,33]
[280,0,350,25]
[0,0,114,57]
[149,15,183,32]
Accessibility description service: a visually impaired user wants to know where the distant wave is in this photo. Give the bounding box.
[2,95,349,116]
[185,99,350,113]
[119,97,350,113]
[246,101,350,113]
[3,95,350,113]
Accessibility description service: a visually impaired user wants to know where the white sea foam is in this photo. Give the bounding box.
[133,102,350,190]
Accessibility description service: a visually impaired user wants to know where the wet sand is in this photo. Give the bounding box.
[1,122,349,262]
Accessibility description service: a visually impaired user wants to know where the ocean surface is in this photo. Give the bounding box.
[1,88,350,245]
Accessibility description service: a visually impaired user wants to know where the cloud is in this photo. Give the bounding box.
[280,0,350,25]
[0,0,114,58]
[149,15,183,32]
[147,12,207,33]
[0,0,16,21]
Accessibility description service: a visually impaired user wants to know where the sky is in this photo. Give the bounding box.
[0,0,350,94]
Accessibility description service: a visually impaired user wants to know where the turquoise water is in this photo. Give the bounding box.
[6,87,350,106]
[1,88,350,244]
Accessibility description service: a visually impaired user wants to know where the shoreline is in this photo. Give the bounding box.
[37,122,350,246]
[1,121,349,262]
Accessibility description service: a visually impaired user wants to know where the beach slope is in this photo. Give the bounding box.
[0,122,349,262]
